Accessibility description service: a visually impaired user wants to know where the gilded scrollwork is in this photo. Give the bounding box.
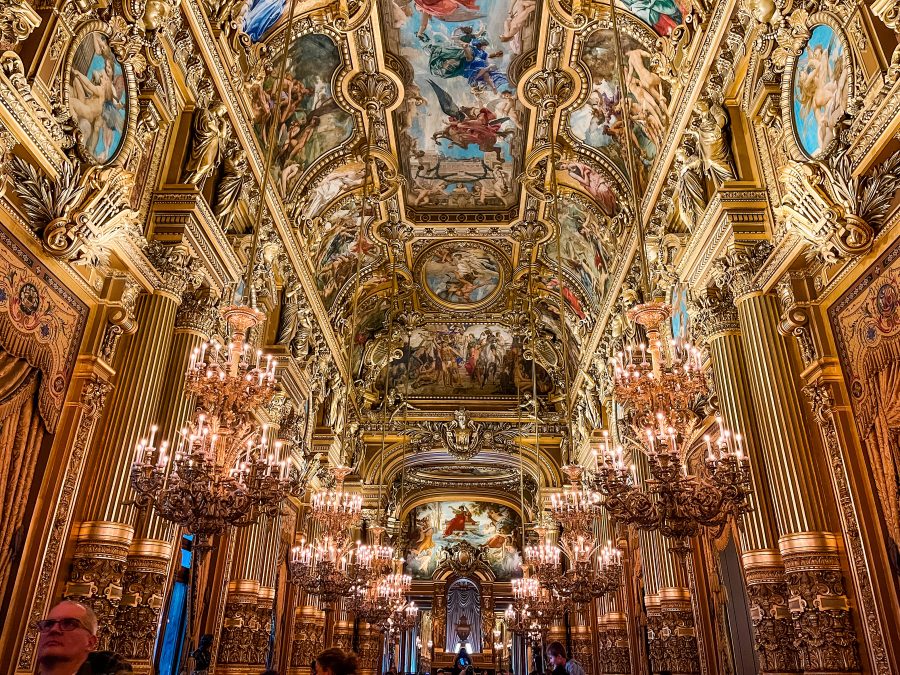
[777,150,900,264]
[0,0,40,51]
[9,156,139,267]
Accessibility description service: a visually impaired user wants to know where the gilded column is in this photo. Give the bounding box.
[694,286,798,673]
[635,451,699,675]
[66,289,180,646]
[570,608,594,675]
[357,623,383,675]
[218,522,267,671]
[597,609,629,675]
[112,290,219,669]
[714,244,861,673]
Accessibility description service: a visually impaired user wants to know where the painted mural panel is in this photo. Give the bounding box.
[382,0,536,210]
[67,32,128,164]
[406,500,522,580]
[617,0,684,36]
[568,25,670,189]
[791,24,848,158]
[557,196,616,307]
[249,33,354,198]
[314,210,378,309]
[389,323,551,397]
[830,242,900,571]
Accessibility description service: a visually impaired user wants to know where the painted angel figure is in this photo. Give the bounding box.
[429,80,512,160]
[401,0,484,42]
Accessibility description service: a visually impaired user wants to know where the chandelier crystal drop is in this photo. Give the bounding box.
[129,304,302,551]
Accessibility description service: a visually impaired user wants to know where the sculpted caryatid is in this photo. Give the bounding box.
[182,101,230,186]
[691,100,737,185]
[213,141,249,231]
[674,136,707,232]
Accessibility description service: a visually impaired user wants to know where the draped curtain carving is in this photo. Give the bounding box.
[0,348,45,598]
[864,355,900,556]
[446,578,482,653]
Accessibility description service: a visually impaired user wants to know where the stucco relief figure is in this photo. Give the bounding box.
[182,102,231,186]
[688,101,737,185]
[213,141,249,231]
[674,136,707,232]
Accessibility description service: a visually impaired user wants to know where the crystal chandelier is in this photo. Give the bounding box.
[505,576,561,643]
[289,466,366,602]
[130,304,303,553]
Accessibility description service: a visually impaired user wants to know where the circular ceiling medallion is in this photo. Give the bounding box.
[418,240,505,310]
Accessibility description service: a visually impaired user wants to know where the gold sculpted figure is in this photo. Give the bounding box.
[688,100,737,186]
[182,101,230,186]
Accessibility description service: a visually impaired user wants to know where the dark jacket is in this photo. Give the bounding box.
[77,652,133,675]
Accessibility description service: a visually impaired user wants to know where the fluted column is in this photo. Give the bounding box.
[635,451,699,675]
[715,245,861,673]
[218,523,268,671]
[694,286,798,672]
[112,290,219,669]
[66,289,180,647]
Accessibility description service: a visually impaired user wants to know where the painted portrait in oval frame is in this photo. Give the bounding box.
[418,241,505,310]
[63,24,138,166]
[787,21,852,160]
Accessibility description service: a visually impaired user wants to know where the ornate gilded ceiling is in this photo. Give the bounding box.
[238,0,690,415]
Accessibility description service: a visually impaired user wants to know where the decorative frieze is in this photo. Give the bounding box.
[742,550,800,673]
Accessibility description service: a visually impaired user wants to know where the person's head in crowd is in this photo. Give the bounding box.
[546,642,568,670]
[36,601,98,674]
[315,648,358,675]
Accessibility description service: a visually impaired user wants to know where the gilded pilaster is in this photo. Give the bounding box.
[13,372,112,672]
[715,246,862,672]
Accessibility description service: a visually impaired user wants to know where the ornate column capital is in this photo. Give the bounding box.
[175,288,221,336]
[692,285,740,341]
[146,241,205,301]
[712,241,771,301]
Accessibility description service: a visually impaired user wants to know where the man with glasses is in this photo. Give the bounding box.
[35,601,98,675]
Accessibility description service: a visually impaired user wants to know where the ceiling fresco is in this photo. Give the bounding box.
[566,20,671,188]
[382,322,552,398]
[380,0,537,217]
[249,32,355,200]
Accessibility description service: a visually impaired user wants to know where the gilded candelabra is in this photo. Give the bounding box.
[592,300,752,553]
[505,576,561,642]
[129,304,302,554]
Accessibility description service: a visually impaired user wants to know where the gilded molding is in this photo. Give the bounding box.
[0,0,40,51]
[145,240,205,300]
[742,549,800,673]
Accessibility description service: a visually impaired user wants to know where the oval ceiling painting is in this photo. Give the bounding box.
[421,241,503,308]
[791,24,849,158]
[67,31,129,164]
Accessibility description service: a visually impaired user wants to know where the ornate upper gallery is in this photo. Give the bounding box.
[2,0,900,674]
